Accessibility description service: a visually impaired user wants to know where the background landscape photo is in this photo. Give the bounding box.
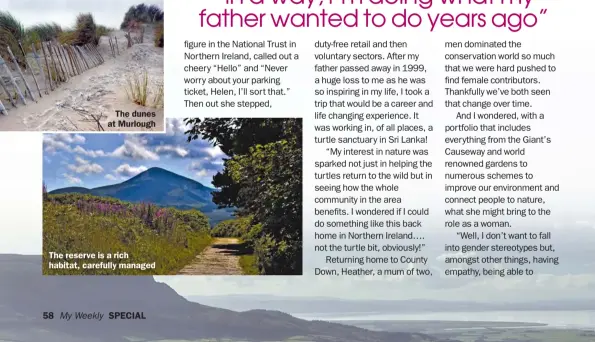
[0,1,164,131]
[1,254,594,342]
[42,118,303,276]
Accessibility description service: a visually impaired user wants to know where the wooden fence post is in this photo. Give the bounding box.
[108,37,115,58]
[76,46,91,70]
[64,45,78,75]
[125,31,133,48]
[58,45,72,77]
[51,43,67,81]
[45,42,61,84]
[72,45,85,72]
[0,57,26,105]
[0,75,16,107]
[60,45,73,76]
[114,37,120,55]
[0,99,6,115]
[107,38,112,57]
[54,43,69,80]
[39,42,54,91]
[73,45,84,73]
[83,46,97,67]
[60,45,77,71]
[91,44,104,63]
[30,43,48,95]
[89,45,101,65]
[6,46,35,101]
[17,42,42,98]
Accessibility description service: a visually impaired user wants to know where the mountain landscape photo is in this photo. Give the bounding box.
[0,254,438,342]
[49,166,231,222]
[42,118,303,276]
[2,254,594,342]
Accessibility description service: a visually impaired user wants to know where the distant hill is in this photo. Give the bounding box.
[0,254,438,342]
[49,167,233,225]
[50,186,91,194]
[188,294,595,315]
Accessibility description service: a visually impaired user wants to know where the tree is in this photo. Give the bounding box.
[184,118,302,275]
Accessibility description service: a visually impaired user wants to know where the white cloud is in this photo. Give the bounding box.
[204,146,224,158]
[111,139,159,160]
[155,145,189,157]
[54,133,86,144]
[43,135,106,158]
[105,174,118,181]
[114,164,148,177]
[196,169,208,177]
[67,156,104,174]
[63,173,82,184]
[43,135,71,154]
[166,118,189,136]
[73,145,106,158]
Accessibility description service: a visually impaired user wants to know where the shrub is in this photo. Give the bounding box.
[57,30,77,45]
[184,118,303,275]
[253,234,300,276]
[26,23,62,42]
[211,216,253,238]
[171,208,210,233]
[74,13,98,46]
[239,254,258,275]
[121,4,164,29]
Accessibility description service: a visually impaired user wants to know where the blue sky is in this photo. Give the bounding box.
[42,119,226,191]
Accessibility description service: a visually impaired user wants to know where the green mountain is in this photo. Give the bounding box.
[0,254,440,342]
[49,167,233,225]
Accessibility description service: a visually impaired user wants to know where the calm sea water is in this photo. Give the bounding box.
[294,310,595,329]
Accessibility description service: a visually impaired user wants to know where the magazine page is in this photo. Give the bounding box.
[0,0,594,341]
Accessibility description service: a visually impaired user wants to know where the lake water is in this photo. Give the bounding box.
[294,310,595,329]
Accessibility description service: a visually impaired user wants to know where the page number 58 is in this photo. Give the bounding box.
[43,312,54,319]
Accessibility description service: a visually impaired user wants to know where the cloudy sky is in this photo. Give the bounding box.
[42,119,225,190]
[1,0,163,28]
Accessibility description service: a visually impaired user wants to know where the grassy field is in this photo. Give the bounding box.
[43,193,213,275]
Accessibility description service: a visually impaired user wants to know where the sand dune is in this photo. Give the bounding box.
[0,27,164,132]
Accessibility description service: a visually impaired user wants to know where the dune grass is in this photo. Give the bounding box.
[152,83,164,108]
[125,71,163,108]
[0,11,26,65]
[125,71,149,105]
[0,4,160,65]
[0,10,110,68]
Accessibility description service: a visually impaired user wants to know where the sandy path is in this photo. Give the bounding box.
[0,27,164,132]
[178,238,244,275]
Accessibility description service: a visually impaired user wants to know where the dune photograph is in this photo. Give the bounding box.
[0,1,164,131]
